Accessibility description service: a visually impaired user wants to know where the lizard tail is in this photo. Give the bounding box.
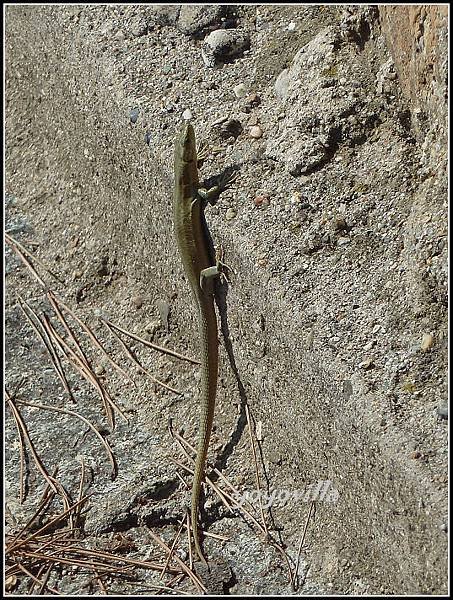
[191,480,208,565]
[191,298,218,565]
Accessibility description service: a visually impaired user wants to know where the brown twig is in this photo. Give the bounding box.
[34,544,181,574]
[38,564,54,595]
[102,319,183,396]
[245,403,268,536]
[114,577,190,595]
[168,456,235,517]
[101,317,200,365]
[146,529,206,593]
[160,516,186,580]
[93,568,109,595]
[16,295,76,403]
[7,496,90,552]
[41,313,128,428]
[48,291,135,386]
[294,500,315,590]
[15,550,132,574]
[14,561,61,595]
[5,393,61,498]
[6,486,56,552]
[14,399,118,480]
[7,388,27,504]
[169,424,296,588]
[5,233,64,285]
[46,291,92,371]
[5,233,48,288]
[41,311,114,428]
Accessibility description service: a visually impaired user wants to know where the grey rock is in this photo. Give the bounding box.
[177,4,226,36]
[437,405,448,420]
[202,29,250,67]
[274,68,290,98]
[129,107,139,123]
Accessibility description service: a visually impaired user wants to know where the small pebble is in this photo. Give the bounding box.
[5,575,17,592]
[410,451,422,460]
[182,108,193,121]
[287,21,296,31]
[358,358,374,370]
[177,548,189,561]
[131,18,147,37]
[202,29,250,67]
[225,207,237,221]
[131,295,143,309]
[274,68,290,98]
[437,405,448,420]
[421,333,434,351]
[337,236,350,246]
[94,364,105,376]
[145,320,161,335]
[233,83,247,98]
[157,299,170,331]
[249,125,263,139]
[130,108,139,123]
[254,195,269,207]
[363,340,375,351]
[245,93,261,107]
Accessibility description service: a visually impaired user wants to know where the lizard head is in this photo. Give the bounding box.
[175,122,197,165]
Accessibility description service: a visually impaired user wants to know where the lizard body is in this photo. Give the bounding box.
[173,122,221,564]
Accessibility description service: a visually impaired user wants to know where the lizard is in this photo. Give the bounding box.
[173,121,231,564]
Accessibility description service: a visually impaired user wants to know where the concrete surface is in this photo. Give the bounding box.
[5,5,448,595]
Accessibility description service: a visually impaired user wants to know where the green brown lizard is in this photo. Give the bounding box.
[173,122,228,564]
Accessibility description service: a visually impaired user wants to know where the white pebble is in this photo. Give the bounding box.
[233,83,247,98]
[358,358,374,370]
[337,236,350,246]
[421,333,434,351]
[249,125,263,139]
[225,208,237,220]
[363,340,375,351]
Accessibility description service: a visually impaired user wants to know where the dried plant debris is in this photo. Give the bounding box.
[5,235,228,594]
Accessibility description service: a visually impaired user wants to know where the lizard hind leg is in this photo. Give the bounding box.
[214,245,236,284]
[199,245,235,291]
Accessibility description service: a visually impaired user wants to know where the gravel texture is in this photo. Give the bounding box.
[5,5,447,595]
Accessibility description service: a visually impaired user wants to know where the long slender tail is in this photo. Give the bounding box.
[191,297,218,564]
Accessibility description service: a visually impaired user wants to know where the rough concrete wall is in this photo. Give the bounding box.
[379,5,448,345]
[379,5,448,141]
[5,5,448,595]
